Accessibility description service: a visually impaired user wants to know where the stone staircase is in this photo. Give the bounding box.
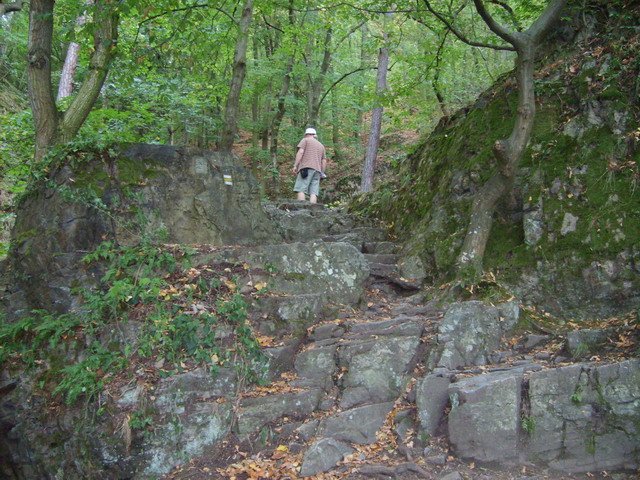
[161,202,639,479]
[5,197,637,480]
[158,201,441,477]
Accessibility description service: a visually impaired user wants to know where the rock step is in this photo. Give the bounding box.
[363,253,399,265]
[368,262,399,278]
[237,388,324,436]
[350,226,389,243]
[344,315,426,338]
[275,201,327,212]
[251,293,326,336]
[363,241,399,254]
[322,232,364,250]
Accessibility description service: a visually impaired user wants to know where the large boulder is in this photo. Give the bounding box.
[527,360,640,472]
[442,360,640,473]
[248,240,370,305]
[432,301,519,370]
[8,144,281,313]
[448,370,523,463]
[338,335,421,409]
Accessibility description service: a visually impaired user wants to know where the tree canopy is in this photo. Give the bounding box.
[0,0,587,276]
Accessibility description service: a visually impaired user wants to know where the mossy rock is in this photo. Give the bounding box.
[8,144,282,314]
[359,13,640,318]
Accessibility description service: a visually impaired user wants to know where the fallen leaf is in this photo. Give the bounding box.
[257,336,275,347]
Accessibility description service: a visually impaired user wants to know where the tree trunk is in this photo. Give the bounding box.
[57,0,93,101]
[267,0,296,193]
[456,45,535,279]
[57,42,81,100]
[331,83,341,161]
[355,23,368,142]
[307,27,332,127]
[219,0,254,153]
[251,37,260,148]
[28,0,58,160]
[360,14,391,193]
[269,56,294,175]
[455,0,566,280]
[58,1,118,143]
[28,0,119,160]
[432,31,450,118]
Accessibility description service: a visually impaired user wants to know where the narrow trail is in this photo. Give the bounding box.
[162,202,635,480]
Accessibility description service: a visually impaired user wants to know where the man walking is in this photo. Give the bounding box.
[292,127,327,204]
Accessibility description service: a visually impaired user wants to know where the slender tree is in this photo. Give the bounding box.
[219,0,254,153]
[360,12,391,193]
[306,26,333,127]
[57,0,94,101]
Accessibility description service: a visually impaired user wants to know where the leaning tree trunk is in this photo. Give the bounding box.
[58,1,117,143]
[219,0,254,153]
[454,0,567,281]
[456,45,535,278]
[360,15,390,193]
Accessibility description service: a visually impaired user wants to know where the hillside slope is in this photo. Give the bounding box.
[359,1,640,319]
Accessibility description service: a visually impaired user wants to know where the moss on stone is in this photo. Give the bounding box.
[358,30,640,316]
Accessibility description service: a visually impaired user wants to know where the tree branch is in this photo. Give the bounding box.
[261,14,284,34]
[528,0,568,43]
[272,1,417,14]
[336,19,367,46]
[0,1,24,15]
[421,0,515,51]
[138,3,213,27]
[472,0,518,46]
[316,65,377,112]
[489,0,522,31]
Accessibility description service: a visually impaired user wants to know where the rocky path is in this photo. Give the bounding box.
[3,150,636,480]
[163,202,639,480]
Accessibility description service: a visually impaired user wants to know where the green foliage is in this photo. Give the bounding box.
[0,237,266,405]
[52,342,127,406]
[0,110,34,198]
[129,410,154,431]
[521,416,536,435]
[571,385,584,405]
[0,310,83,365]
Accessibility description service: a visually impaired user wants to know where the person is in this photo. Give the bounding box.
[292,127,327,203]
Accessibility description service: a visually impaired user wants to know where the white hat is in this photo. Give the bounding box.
[305,127,317,135]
